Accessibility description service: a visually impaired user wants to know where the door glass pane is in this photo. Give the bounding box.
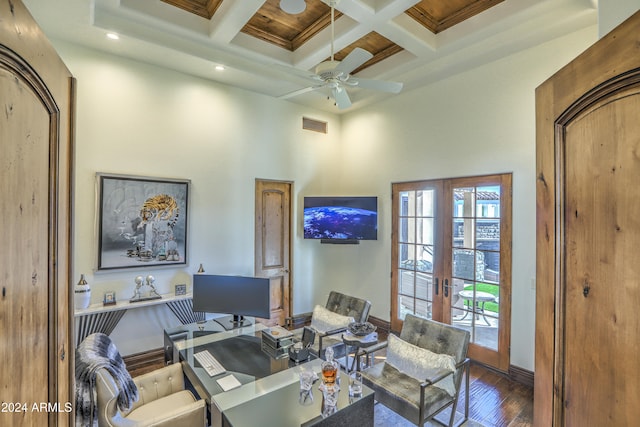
[415,272,431,299]
[415,298,431,320]
[454,188,475,217]
[416,190,434,216]
[398,295,414,320]
[399,191,411,216]
[399,218,415,244]
[476,219,500,241]
[476,186,500,218]
[416,218,434,245]
[399,244,416,269]
[399,270,415,297]
[453,249,475,281]
[479,251,499,284]
[452,185,501,352]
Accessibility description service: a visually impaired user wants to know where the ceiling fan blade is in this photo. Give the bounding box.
[350,77,403,94]
[334,47,373,75]
[278,85,324,99]
[333,86,352,109]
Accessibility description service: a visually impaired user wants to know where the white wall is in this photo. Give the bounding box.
[598,0,639,37]
[61,22,597,370]
[334,25,597,370]
[59,42,342,354]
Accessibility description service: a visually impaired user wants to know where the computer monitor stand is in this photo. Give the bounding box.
[214,314,253,331]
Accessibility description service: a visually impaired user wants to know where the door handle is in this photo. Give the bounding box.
[434,277,439,295]
[444,279,449,298]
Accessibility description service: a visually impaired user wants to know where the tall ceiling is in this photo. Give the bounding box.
[23,0,597,113]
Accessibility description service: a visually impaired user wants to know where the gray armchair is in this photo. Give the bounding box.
[288,291,372,360]
[359,314,470,427]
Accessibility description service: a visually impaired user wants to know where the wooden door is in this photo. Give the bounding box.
[0,1,74,425]
[392,174,512,371]
[255,179,292,326]
[535,10,640,427]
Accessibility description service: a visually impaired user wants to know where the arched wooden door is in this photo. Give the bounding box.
[254,179,292,326]
[535,10,640,427]
[0,1,74,425]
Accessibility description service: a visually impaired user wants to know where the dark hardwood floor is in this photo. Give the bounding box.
[366,347,533,427]
[463,363,533,427]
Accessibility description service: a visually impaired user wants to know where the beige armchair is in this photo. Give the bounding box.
[95,362,206,427]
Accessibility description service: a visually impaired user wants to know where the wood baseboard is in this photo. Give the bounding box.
[366,315,390,336]
[509,364,534,388]
[123,348,165,377]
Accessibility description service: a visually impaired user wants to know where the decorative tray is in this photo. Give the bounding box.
[347,322,377,336]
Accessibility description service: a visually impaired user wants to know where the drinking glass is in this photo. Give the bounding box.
[299,369,315,404]
[348,371,362,398]
[321,385,339,418]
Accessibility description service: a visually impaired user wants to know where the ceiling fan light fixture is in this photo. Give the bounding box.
[280,0,306,14]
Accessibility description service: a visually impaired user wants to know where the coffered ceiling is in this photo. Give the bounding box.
[23,0,597,113]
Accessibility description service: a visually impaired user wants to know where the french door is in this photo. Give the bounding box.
[391,173,512,370]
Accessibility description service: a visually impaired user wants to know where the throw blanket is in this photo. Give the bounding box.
[75,333,139,427]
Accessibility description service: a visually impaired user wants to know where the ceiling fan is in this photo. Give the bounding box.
[279,0,403,109]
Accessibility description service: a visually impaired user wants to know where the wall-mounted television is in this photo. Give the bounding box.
[192,274,271,330]
[303,196,378,243]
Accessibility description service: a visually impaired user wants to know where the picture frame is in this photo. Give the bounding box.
[96,173,190,271]
[103,291,116,306]
[175,283,187,296]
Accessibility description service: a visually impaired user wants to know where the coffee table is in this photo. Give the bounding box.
[164,320,374,427]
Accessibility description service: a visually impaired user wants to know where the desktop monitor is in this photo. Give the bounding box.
[192,274,271,330]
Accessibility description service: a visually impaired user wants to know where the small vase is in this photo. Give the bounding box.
[74,274,91,310]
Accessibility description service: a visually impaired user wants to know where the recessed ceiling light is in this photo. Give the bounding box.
[106,33,119,40]
[215,65,225,71]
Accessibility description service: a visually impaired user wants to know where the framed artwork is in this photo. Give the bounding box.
[96,173,190,271]
[103,291,116,306]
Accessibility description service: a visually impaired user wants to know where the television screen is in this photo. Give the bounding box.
[192,274,271,330]
[303,196,378,241]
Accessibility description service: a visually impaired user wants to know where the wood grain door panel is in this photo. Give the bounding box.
[535,10,640,426]
[255,180,292,326]
[0,1,74,425]
[562,86,640,426]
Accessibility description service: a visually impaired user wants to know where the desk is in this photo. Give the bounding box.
[458,290,496,325]
[74,292,201,344]
[164,321,374,427]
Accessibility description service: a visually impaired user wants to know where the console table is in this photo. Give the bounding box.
[74,292,203,344]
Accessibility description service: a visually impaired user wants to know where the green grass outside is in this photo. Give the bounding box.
[462,282,499,313]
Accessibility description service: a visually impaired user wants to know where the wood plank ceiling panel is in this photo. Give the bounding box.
[406,0,504,34]
[161,0,223,20]
[240,0,337,51]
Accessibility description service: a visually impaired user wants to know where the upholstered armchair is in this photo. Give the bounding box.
[95,362,206,427]
[359,314,470,427]
[76,332,205,427]
[287,291,372,360]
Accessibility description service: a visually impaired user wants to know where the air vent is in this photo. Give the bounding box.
[302,117,328,134]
